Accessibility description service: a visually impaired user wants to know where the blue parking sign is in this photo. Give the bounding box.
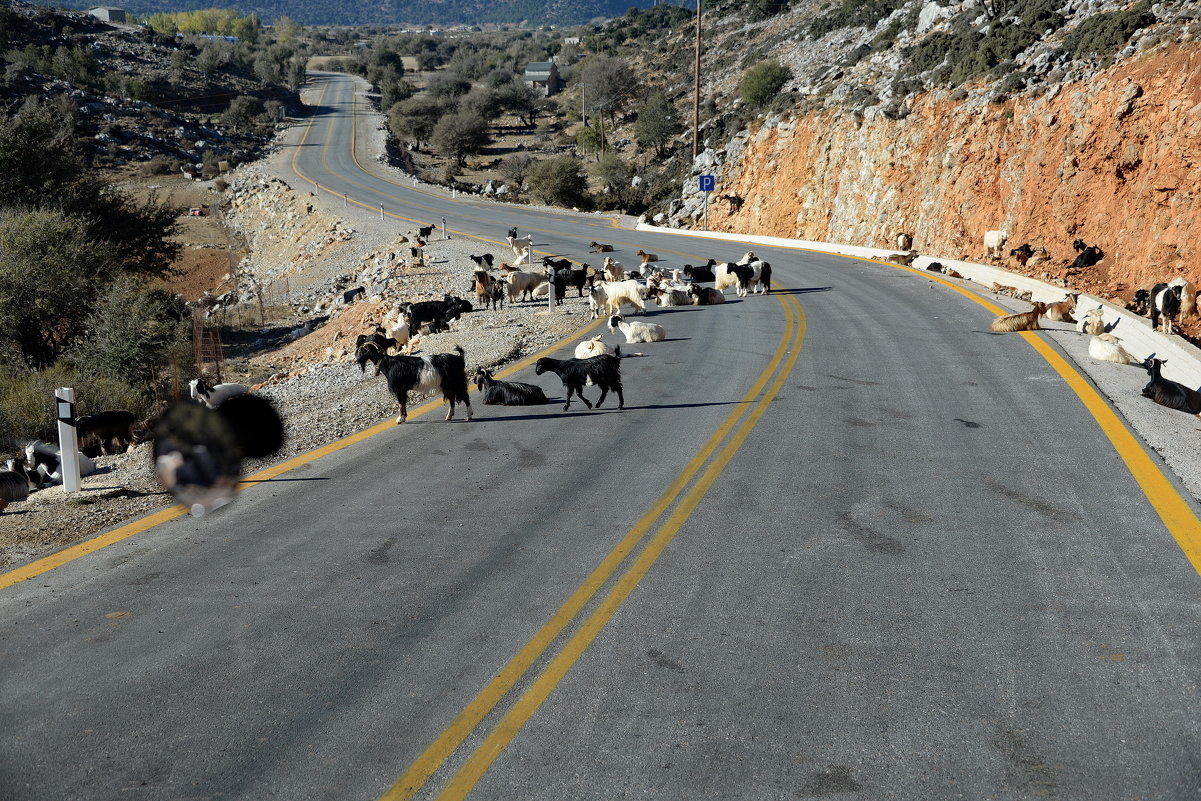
[698,174,715,192]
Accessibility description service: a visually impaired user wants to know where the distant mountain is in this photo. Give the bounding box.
[48,0,661,26]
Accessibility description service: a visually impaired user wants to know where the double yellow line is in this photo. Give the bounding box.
[380,287,806,801]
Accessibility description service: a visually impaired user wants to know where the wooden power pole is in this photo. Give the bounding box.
[693,0,701,158]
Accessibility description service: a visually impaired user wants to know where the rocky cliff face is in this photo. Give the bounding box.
[703,46,1201,303]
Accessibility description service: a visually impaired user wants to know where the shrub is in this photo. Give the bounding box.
[739,60,791,108]
[809,0,906,39]
[1060,1,1155,60]
[527,156,592,209]
[138,155,180,176]
[430,111,490,166]
[0,364,147,444]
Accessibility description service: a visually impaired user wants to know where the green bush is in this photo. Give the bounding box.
[897,0,1068,87]
[0,364,147,444]
[809,0,905,39]
[1060,1,1154,60]
[527,156,592,209]
[740,60,791,108]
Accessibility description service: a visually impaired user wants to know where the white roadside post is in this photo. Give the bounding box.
[442,216,448,240]
[546,258,555,312]
[55,387,81,493]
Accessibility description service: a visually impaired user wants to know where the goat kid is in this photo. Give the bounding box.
[1151,282,1182,334]
[1044,293,1078,323]
[356,341,472,423]
[474,369,549,405]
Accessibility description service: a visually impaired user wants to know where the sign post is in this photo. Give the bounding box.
[55,387,81,493]
[698,174,715,231]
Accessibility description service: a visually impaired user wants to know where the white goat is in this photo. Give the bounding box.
[505,271,548,303]
[189,378,250,408]
[984,230,1008,260]
[609,314,665,344]
[1088,333,1139,365]
[575,336,616,359]
[590,280,646,318]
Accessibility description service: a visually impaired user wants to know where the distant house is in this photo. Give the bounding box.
[87,6,126,23]
[562,37,581,45]
[524,61,563,97]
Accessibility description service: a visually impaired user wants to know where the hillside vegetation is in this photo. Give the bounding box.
[0,2,310,443]
[31,0,661,27]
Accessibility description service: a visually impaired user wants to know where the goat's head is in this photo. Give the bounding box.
[354,340,384,372]
[473,368,492,390]
[534,358,551,375]
[188,377,212,400]
[1073,239,1087,252]
[608,314,623,332]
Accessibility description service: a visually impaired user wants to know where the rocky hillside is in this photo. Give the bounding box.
[0,1,297,170]
[630,0,1201,314]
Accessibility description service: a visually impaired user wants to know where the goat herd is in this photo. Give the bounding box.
[988,284,1201,416]
[5,229,1200,513]
[350,231,776,424]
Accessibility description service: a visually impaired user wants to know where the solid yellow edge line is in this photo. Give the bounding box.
[434,289,805,800]
[0,309,605,592]
[379,290,797,801]
[644,230,1201,574]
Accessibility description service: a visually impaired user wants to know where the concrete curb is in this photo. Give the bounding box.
[635,223,1201,390]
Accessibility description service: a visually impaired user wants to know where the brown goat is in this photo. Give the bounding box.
[991,302,1047,333]
[1044,293,1079,323]
[636,249,659,263]
[885,250,918,266]
[589,241,614,253]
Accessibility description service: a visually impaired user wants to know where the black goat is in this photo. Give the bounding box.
[355,341,472,423]
[444,294,473,317]
[535,354,624,411]
[1130,288,1151,316]
[0,459,33,512]
[683,263,715,283]
[473,369,549,406]
[404,299,454,335]
[555,264,593,299]
[75,410,136,456]
[1141,357,1201,414]
[1070,239,1105,271]
[417,224,435,239]
[355,327,394,374]
[470,253,494,269]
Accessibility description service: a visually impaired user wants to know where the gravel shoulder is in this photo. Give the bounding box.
[0,89,594,569]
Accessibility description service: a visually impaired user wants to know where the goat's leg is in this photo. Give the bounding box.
[397,395,409,424]
[595,387,608,408]
[444,397,455,421]
[615,383,625,410]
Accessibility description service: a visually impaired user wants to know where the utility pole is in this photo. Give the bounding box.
[693,0,701,158]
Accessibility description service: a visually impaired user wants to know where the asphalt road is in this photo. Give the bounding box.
[1,73,1200,801]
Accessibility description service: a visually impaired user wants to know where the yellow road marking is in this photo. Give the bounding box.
[645,230,1201,577]
[0,311,605,591]
[381,288,802,800]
